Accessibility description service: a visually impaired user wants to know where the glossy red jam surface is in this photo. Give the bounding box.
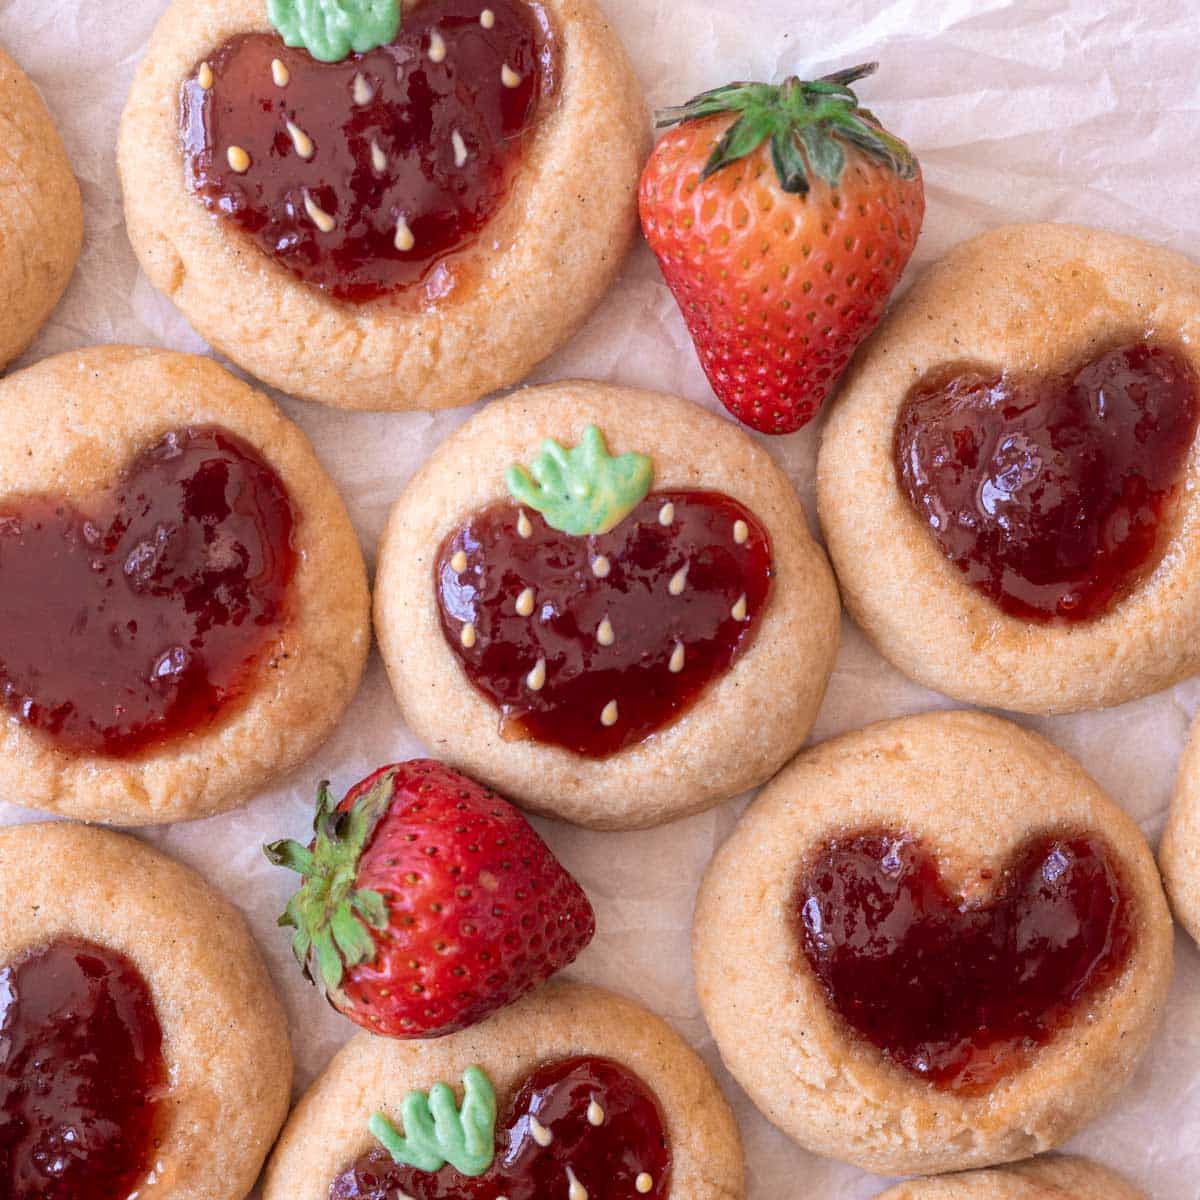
[795,830,1134,1092]
[895,341,1200,622]
[0,938,168,1200]
[0,427,297,757]
[436,491,773,756]
[182,0,554,303]
[329,1056,671,1200]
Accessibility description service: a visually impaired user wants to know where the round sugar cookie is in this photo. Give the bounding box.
[262,980,744,1200]
[0,821,292,1200]
[0,345,370,824]
[817,223,1200,715]
[0,44,83,371]
[874,1155,1144,1200]
[693,711,1173,1176]
[1159,706,1200,945]
[374,380,840,829]
[118,0,647,411]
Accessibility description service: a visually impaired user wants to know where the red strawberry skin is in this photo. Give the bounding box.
[331,761,595,1037]
[639,80,925,435]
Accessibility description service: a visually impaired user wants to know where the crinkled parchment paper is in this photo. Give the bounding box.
[1,0,1198,1194]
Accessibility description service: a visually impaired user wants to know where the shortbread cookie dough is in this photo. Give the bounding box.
[693,711,1173,1176]
[0,345,369,824]
[0,821,292,1200]
[263,980,744,1200]
[875,1155,1145,1200]
[119,0,647,411]
[1159,707,1200,944]
[0,45,83,371]
[818,223,1200,714]
[374,380,840,830]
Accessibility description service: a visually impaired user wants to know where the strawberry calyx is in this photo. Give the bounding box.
[263,773,394,999]
[655,63,916,195]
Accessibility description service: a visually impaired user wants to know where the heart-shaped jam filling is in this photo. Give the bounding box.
[795,830,1134,1092]
[330,1056,671,1200]
[1,938,168,1200]
[436,491,773,757]
[0,426,297,758]
[895,341,1200,621]
[181,0,555,303]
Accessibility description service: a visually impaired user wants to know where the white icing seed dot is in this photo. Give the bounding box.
[600,700,619,727]
[286,120,315,159]
[198,62,214,90]
[658,502,675,525]
[371,139,388,172]
[303,191,336,233]
[591,555,611,579]
[460,623,477,649]
[526,658,547,691]
[450,550,468,573]
[353,73,374,105]
[733,519,749,545]
[597,617,614,647]
[394,216,415,252]
[517,510,533,538]
[567,1166,589,1200]
[481,7,495,26]
[226,145,251,173]
[636,1174,654,1194]
[501,63,523,88]
[452,129,469,168]
[529,1115,554,1147]
[515,587,535,617]
[428,28,447,62]
[668,564,689,596]
[586,1099,605,1126]
[669,642,685,674]
[732,593,748,621]
[271,58,290,87]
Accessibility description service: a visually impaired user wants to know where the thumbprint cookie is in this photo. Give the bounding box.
[262,980,744,1200]
[1159,707,1200,945]
[818,223,1200,714]
[693,711,1173,1176]
[0,821,292,1200]
[118,0,647,411]
[0,45,83,372]
[873,1155,1145,1200]
[0,345,369,824]
[374,380,840,829]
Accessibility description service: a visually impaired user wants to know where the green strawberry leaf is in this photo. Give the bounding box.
[262,772,398,996]
[266,0,401,63]
[370,1067,498,1176]
[658,62,918,191]
[505,425,654,536]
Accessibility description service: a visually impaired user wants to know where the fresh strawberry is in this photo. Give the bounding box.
[264,760,595,1038]
[639,63,925,435]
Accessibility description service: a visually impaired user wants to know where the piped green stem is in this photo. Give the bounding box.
[369,1066,498,1176]
[266,0,401,62]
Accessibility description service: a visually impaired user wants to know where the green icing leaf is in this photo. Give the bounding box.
[266,0,401,63]
[505,425,654,536]
[369,1066,498,1177]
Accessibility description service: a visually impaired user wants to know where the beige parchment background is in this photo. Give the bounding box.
[0,0,1197,1195]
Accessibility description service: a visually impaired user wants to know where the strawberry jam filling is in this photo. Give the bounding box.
[181,0,555,303]
[436,491,773,757]
[330,1056,671,1199]
[795,830,1134,1092]
[895,340,1200,622]
[0,426,297,757]
[0,938,168,1200]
